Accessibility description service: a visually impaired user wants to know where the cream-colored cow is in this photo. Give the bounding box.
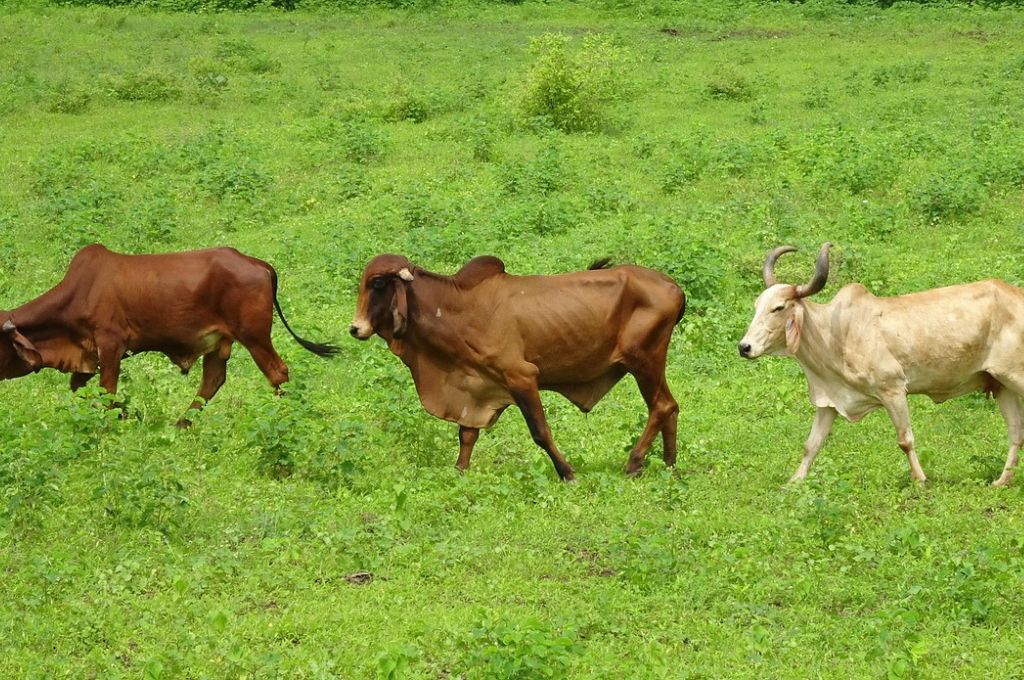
[739,243,1024,486]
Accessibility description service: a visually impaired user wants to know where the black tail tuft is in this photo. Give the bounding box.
[270,269,340,358]
[588,257,613,270]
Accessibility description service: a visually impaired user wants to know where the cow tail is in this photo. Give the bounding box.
[269,268,339,357]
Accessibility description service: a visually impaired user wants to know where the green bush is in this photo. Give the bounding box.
[705,69,754,101]
[912,171,986,222]
[45,82,92,114]
[338,118,387,164]
[464,612,578,680]
[103,69,182,102]
[518,33,629,133]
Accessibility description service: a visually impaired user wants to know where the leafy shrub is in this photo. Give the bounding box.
[463,115,498,161]
[659,159,703,193]
[585,181,635,214]
[518,33,629,133]
[648,237,724,313]
[45,82,92,114]
[500,197,578,236]
[705,69,754,101]
[189,57,230,96]
[299,419,367,491]
[0,427,71,529]
[246,389,337,481]
[828,150,898,194]
[332,163,370,200]
[103,69,182,102]
[871,60,931,88]
[911,171,986,222]
[338,118,387,164]
[500,144,568,195]
[215,39,280,74]
[802,85,831,110]
[198,159,273,201]
[94,452,190,535]
[464,612,578,680]
[614,532,684,592]
[658,138,709,191]
[631,131,659,159]
[399,186,455,231]
[130,194,178,244]
[375,643,420,680]
[710,138,760,177]
[384,90,431,123]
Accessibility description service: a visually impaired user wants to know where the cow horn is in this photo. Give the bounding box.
[762,246,798,288]
[795,242,832,299]
[397,268,414,282]
[2,320,14,333]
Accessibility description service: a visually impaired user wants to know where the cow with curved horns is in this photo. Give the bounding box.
[349,254,686,480]
[0,244,338,425]
[739,243,1024,486]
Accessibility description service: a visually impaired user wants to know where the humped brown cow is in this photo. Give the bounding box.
[0,244,337,424]
[739,243,1024,486]
[349,254,686,480]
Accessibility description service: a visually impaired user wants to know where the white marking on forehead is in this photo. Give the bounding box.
[436,307,442,318]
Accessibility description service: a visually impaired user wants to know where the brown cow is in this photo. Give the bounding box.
[349,254,686,480]
[0,244,337,424]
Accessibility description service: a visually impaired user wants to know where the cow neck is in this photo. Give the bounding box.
[792,298,839,376]
[390,273,461,360]
[9,283,72,336]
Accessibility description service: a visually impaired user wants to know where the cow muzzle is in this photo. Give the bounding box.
[349,320,372,340]
[738,341,753,358]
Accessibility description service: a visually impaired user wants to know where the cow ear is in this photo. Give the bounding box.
[3,322,42,369]
[785,304,804,355]
[392,280,409,338]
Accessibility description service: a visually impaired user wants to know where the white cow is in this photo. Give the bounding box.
[739,243,1024,486]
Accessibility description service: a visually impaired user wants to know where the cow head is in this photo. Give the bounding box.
[738,243,832,359]
[350,254,416,341]
[0,316,42,378]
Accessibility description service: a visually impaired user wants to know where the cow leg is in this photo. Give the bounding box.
[241,339,290,393]
[660,381,679,468]
[992,386,1023,487]
[456,426,479,471]
[177,340,233,428]
[70,372,94,391]
[96,339,126,415]
[881,394,927,483]
[625,372,679,476]
[789,406,837,483]
[507,368,575,481]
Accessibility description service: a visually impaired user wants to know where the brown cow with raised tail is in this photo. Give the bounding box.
[349,254,685,480]
[0,244,337,425]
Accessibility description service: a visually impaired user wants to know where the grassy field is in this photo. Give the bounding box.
[3,2,1024,677]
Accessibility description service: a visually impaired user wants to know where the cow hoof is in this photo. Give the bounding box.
[992,475,1013,488]
[175,418,193,429]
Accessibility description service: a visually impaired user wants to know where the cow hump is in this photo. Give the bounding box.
[454,256,505,288]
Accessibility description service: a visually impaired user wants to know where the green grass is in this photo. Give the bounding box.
[3,2,1024,677]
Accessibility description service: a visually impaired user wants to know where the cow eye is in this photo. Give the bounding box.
[771,304,785,313]
[371,278,386,291]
